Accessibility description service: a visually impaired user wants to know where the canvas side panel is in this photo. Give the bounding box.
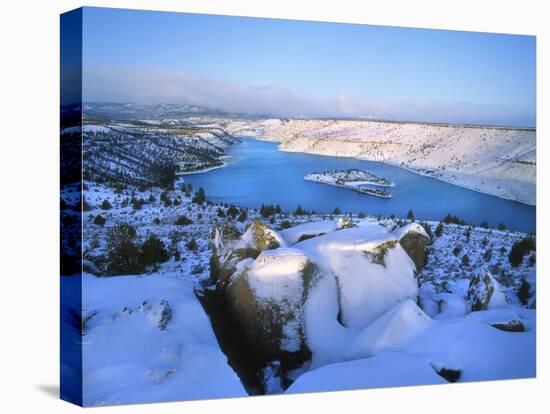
[60,8,83,407]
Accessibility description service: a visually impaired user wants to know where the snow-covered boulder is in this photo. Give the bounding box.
[280,220,341,245]
[467,272,507,311]
[211,220,287,287]
[394,222,431,269]
[210,222,245,286]
[225,248,318,363]
[344,299,433,360]
[279,218,356,245]
[241,219,287,252]
[297,224,418,329]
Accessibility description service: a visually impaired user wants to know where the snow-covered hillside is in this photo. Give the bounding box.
[66,118,240,189]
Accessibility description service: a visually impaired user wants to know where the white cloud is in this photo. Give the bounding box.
[83,66,534,126]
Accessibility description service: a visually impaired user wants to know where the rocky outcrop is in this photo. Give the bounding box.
[491,320,525,332]
[210,222,246,287]
[467,272,507,311]
[435,367,461,383]
[241,219,286,252]
[225,248,316,364]
[468,273,495,311]
[138,299,173,330]
[394,223,431,269]
[364,239,398,266]
[210,220,286,287]
[210,220,420,376]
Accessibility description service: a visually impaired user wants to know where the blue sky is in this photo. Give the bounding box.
[81,7,536,126]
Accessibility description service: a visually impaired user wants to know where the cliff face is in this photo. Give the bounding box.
[249,118,535,205]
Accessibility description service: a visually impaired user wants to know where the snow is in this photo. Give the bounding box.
[297,224,417,329]
[487,274,509,309]
[83,124,112,133]
[343,299,433,360]
[78,273,246,406]
[401,307,536,383]
[394,222,430,241]
[245,248,308,303]
[304,169,394,187]
[280,219,341,245]
[234,248,309,352]
[287,351,446,393]
[288,305,535,394]
[432,293,468,319]
[60,105,539,405]
[303,266,353,368]
[239,221,288,250]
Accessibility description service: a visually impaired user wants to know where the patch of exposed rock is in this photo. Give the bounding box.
[491,320,525,332]
[394,223,431,269]
[467,272,507,311]
[211,220,286,287]
[225,248,317,364]
[138,299,173,330]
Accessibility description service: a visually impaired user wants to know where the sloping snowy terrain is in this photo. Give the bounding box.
[68,117,239,189]
[79,273,247,406]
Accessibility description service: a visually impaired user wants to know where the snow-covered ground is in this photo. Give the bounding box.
[61,179,536,404]
[79,273,247,406]
[288,306,535,393]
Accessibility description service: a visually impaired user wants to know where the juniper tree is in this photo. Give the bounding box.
[192,188,206,205]
[139,234,169,269]
[94,215,106,226]
[435,222,444,237]
[186,238,198,252]
[175,215,193,226]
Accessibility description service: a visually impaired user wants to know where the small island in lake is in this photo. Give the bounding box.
[304,168,394,198]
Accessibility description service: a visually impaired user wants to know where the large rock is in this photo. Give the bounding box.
[210,220,286,287]
[225,248,317,363]
[296,223,418,329]
[394,223,431,269]
[210,222,245,287]
[467,272,507,311]
[211,221,420,373]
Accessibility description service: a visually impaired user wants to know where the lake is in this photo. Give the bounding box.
[181,138,536,233]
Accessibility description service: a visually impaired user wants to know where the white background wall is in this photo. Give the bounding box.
[0,0,547,412]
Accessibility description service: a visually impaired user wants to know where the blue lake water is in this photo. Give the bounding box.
[182,138,536,233]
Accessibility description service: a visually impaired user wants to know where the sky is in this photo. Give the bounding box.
[80,7,536,126]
